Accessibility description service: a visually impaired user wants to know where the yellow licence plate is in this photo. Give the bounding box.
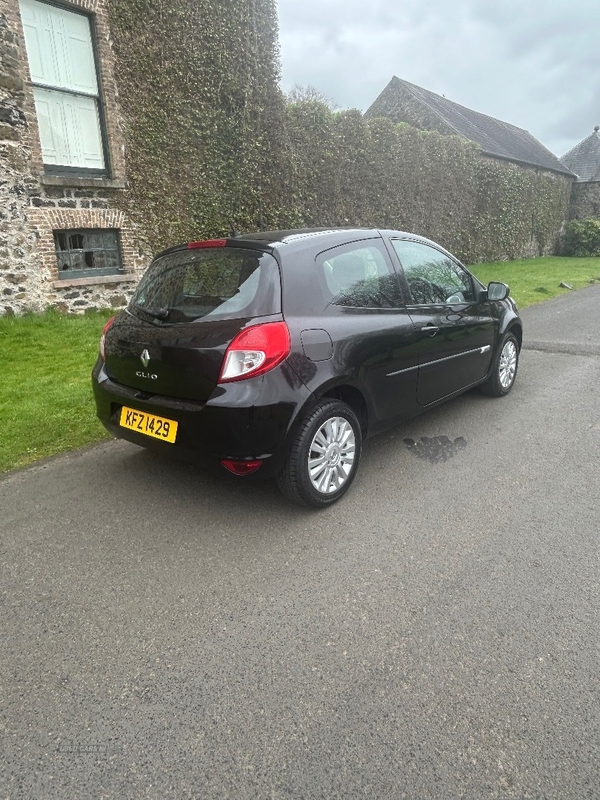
[119,406,178,444]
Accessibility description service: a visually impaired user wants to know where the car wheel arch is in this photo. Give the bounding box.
[279,382,369,455]
[508,322,523,350]
[319,384,369,438]
[498,315,522,350]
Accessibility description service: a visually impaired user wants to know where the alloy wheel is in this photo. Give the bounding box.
[307,416,356,494]
[499,339,518,389]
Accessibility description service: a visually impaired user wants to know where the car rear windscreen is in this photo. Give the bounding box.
[129,247,281,323]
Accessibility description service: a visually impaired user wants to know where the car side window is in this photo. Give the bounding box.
[391,240,475,305]
[319,243,402,308]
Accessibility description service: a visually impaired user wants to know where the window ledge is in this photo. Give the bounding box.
[41,175,127,190]
[52,274,136,289]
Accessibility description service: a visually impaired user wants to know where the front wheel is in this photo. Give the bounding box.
[277,399,362,508]
[481,332,519,396]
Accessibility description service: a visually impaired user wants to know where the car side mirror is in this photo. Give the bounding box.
[487,281,510,301]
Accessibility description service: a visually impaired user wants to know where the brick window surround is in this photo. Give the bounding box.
[27,207,141,287]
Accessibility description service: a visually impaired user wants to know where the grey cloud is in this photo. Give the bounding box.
[277,0,597,155]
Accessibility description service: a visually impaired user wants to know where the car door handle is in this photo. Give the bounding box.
[420,324,439,336]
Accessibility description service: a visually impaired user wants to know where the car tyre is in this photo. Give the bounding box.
[481,332,519,397]
[277,399,362,508]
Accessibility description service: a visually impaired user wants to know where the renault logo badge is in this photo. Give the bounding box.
[140,349,150,368]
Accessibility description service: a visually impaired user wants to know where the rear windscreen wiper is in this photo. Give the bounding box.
[132,304,170,321]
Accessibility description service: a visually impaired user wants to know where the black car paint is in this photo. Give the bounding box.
[92,228,522,477]
[103,311,286,403]
[93,356,313,473]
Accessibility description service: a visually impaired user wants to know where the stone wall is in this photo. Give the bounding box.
[0,0,149,316]
[0,7,38,316]
[569,182,600,220]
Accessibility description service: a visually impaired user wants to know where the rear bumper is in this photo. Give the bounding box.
[92,359,314,477]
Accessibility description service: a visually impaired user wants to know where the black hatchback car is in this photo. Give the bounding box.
[92,229,522,507]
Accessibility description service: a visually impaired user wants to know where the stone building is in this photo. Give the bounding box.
[560,127,600,220]
[0,0,149,315]
[0,0,282,316]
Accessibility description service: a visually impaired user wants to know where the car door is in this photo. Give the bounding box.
[389,238,496,407]
[289,239,423,425]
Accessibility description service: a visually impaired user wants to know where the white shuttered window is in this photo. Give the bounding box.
[19,0,106,171]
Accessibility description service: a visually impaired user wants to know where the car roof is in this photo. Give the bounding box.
[230,227,452,254]
[154,228,459,262]
[232,228,378,249]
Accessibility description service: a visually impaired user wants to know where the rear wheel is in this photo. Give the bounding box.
[277,399,362,508]
[481,332,519,396]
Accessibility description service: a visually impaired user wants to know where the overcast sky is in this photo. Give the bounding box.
[276,0,599,158]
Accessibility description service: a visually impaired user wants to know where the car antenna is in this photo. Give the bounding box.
[228,221,240,238]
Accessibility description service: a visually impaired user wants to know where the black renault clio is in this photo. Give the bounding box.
[92,228,522,507]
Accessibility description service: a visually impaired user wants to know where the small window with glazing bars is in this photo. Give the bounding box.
[54,229,122,278]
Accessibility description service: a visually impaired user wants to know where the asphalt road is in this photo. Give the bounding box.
[1,286,599,799]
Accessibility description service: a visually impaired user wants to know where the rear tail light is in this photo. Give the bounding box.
[99,315,116,361]
[219,322,291,382]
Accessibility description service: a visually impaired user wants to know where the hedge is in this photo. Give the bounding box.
[107,4,571,264]
[560,219,600,257]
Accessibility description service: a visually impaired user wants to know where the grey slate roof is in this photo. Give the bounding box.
[560,128,600,182]
[366,77,575,178]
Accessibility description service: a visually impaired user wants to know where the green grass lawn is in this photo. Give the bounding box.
[0,309,113,473]
[1,255,600,474]
[469,256,600,308]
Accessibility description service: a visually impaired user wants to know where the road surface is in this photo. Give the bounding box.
[1,285,599,798]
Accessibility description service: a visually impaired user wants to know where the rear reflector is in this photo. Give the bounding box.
[187,239,227,249]
[219,321,291,382]
[221,459,263,476]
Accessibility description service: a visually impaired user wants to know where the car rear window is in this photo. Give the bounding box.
[317,242,403,308]
[129,246,281,323]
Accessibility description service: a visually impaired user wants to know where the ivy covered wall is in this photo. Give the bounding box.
[273,106,572,264]
[107,0,284,249]
[106,3,571,264]
[569,182,600,221]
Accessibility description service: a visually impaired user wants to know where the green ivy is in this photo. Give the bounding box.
[106,7,571,264]
[271,106,571,263]
[108,0,283,249]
